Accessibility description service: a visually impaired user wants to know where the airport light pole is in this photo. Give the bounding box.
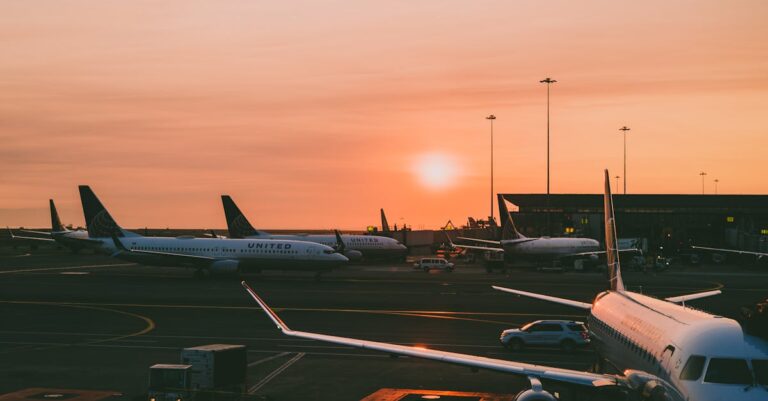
[619,126,631,194]
[540,78,557,195]
[540,78,556,236]
[615,175,620,191]
[699,171,707,194]
[714,179,719,194]
[486,114,497,224]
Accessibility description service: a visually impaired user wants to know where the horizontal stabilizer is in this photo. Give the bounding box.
[665,290,721,304]
[492,286,592,310]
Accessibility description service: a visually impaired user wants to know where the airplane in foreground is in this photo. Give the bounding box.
[243,170,768,401]
[449,195,639,266]
[79,186,348,277]
[8,199,101,253]
[221,195,407,261]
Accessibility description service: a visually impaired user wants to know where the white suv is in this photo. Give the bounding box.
[500,320,589,352]
[414,258,454,272]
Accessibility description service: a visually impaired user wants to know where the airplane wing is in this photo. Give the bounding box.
[691,245,767,258]
[456,237,501,245]
[664,290,722,304]
[445,233,505,253]
[9,233,56,242]
[565,248,643,258]
[241,281,618,389]
[492,285,593,310]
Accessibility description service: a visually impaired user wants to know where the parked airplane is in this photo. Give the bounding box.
[380,208,390,234]
[448,195,605,264]
[243,170,768,401]
[79,186,348,277]
[221,195,407,261]
[8,199,100,252]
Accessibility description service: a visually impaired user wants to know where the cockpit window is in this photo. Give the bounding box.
[323,250,335,254]
[704,358,752,385]
[753,359,768,385]
[679,355,706,381]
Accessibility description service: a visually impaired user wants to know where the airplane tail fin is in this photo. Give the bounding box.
[221,195,267,238]
[603,170,625,292]
[49,199,65,232]
[498,195,524,241]
[78,186,123,238]
[380,208,390,234]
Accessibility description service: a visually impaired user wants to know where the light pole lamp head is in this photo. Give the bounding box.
[619,126,631,133]
[540,78,557,84]
[486,115,496,120]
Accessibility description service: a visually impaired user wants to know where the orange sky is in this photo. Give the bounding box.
[1,1,767,229]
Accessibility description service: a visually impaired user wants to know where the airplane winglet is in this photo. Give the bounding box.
[444,232,456,249]
[7,226,15,239]
[241,281,291,332]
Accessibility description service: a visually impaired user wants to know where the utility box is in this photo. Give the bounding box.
[181,344,247,393]
[148,364,193,401]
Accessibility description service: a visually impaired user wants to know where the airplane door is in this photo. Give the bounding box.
[658,344,677,378]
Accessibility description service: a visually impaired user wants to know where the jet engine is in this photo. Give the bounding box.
[624,369,680,401]
[513,377,557,401]
[209,259,240,275]
[344,249,363,261]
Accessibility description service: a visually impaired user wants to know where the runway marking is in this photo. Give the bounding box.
[248,352,292,367]
[0,299,584,318]
[248,352,305,394]
[0,263,136,274]
[0,301,155,354]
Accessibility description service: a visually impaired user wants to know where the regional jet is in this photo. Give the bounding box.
[243,171,768,401]
[8,199,101,253]
[449,195,639,266]
[221,195,407,261]
[80,186,348,277]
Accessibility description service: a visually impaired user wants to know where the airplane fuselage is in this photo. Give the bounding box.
[588,290,768,400]
[248,234,407,260]
[97,237,348,272]
[501,237,600,258]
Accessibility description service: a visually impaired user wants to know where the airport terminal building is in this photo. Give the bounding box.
[502,194,768,256]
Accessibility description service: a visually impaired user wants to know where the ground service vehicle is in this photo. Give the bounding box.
[500,320,590,352]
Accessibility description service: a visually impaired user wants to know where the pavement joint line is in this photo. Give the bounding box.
[248,352,292,367]
[248,352,305,394]
[0,263,136,274]
[0,300,585,317]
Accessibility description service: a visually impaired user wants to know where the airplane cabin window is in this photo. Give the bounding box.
[753,359,768,385]
[704,358,752,385]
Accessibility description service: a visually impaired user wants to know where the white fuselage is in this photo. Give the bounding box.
[501,237,600,258]
[588,291,768,401]
[95,236,348,271]
[248,234,407,259]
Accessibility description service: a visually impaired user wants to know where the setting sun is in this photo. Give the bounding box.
[413,153,460,190]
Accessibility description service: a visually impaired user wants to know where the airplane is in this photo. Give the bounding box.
[242,170,768,401]
[8,199,101,253]
[449,195,639,266]
[221,195,407,261]
[79,186,348,277]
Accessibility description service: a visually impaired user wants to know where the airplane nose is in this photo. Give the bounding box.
[335,253,349,262]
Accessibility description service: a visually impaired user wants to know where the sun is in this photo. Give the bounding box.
[413,153,459,190]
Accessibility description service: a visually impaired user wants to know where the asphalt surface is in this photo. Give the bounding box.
[1,247,766,400]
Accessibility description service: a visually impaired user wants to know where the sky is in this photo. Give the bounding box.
[1,1,767,229]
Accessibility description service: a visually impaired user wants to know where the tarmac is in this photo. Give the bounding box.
[1,246,766,400]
